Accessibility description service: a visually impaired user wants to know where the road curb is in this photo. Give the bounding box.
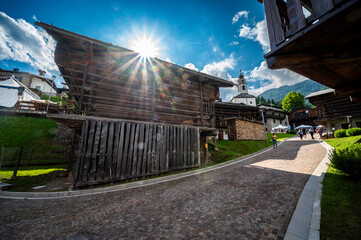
[284,140,333,240]
[0,141,284,200]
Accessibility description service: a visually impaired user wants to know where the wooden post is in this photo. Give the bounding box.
[27,149,33,167]
[199,78,204,127]
[12,146,23,179]
[68,129,76,181]
[0,146,4,170]
[63,145,68,164]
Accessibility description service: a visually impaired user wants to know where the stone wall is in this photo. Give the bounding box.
[227,119,266,141]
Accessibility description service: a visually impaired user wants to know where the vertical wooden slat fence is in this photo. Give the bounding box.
[74,120,200,187]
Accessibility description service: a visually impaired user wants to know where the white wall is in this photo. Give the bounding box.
[30,77,56,95]
[231,97,256,107]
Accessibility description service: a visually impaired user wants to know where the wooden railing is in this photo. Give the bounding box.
[263,0,348,50]
[203,100,215,117]
[17,101,61,113]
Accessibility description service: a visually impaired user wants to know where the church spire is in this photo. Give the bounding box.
[237,69,248,94]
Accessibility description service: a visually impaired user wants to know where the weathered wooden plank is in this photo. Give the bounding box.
[137,123,145,176]
[90,121,102,181]
[264,0,285,48]
[287,0,307,35]
[180,126,184,167]
[111,122,121,179]
[197,128,201,166]
[151,125,158,173]
[191,128,195,166]
[74,120,88,185]
[83,121,96,182]
[104,122,114,180]
[116,122,125,179]
[165,126,170,171]
[184,126,188,167]
[121,123,131,179]
[155,125,162,173]
[131,124,140,177]
[310,0,334,18]
[147,124,154,174]
[142,124,149,175]
[126,123,136,178]
[97,122,108,180]
[187,127,191,166]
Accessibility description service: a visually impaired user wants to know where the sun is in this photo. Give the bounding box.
[132,37,159,58]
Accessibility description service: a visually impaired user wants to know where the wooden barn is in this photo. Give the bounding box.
[305,89,361,129]
[259,0,361,101]
[36,22,234,187]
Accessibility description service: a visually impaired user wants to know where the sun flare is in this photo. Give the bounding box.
[132,37,158,58]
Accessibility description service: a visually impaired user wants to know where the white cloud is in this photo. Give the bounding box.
[247,61,307,96]
[232,11,249,24]
[201,54,237,80]
[184,63,199,71]
[229,41,239,46]
[238,19,270,52]
[0,11,59,74]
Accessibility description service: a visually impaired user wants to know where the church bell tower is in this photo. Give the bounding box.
[238,70,248,94]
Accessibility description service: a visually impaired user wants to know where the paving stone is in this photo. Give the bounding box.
[0,138,326,239]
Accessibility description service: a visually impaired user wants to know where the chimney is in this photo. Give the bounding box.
[38,69,46,76]
[13,68,19,72]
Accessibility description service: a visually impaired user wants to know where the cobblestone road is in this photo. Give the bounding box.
[0,138,326,239]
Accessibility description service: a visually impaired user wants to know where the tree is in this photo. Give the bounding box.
[282,91,305,112]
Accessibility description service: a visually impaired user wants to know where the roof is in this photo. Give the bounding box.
[215,101,259,110]
[35,22,234,88]
[0,69,59,92]
[232,93,256,99]
[258,104,287,113]
[305,88,335,99]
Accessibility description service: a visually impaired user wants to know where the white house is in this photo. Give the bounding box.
[230,71,256,107]
[0,68,59,96]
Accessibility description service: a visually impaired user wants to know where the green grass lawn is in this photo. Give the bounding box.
[0,165,67,192]
[321,136,361,239]
[209,133,295,164]
[0,116,66,167]
[324,135,361,149]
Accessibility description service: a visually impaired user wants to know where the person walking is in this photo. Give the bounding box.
[318,129,322,139]
[309,128,314,139]
[302,128,307,139]
[297,129,303,140]
[272,133,277,148]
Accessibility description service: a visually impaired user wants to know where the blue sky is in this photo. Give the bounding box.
[0,0,306,101]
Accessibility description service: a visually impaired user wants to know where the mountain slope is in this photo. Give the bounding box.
[258,80,328,101]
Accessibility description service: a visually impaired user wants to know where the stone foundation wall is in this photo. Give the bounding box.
[227,119,266,141]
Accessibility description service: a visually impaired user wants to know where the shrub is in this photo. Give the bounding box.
[330,143,361,180]
[346,128,361,137]
[334,129,347,138]
[289,129,297,134]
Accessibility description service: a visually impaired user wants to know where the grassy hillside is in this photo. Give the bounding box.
[258,80,328,101]
[0,116,65,167]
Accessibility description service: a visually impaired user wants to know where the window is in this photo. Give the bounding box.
[250,101,252,104]
[273,120,275,123]
[242,85,245,91]
[36,86,41,90]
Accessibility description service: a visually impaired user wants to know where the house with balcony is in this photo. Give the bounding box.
[259,0,361,102]
[258,104,289,132]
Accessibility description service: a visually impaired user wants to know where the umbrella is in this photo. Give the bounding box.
[274,124,288,129]
[316,125,324,129]
[294,125,313,130]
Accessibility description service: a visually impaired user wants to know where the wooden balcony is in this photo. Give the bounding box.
[260,0,361,100]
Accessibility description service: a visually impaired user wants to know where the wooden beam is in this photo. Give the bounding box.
[287,0,306,35]
[266,47,361,69]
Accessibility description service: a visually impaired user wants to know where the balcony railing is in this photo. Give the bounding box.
[263,0,348,50]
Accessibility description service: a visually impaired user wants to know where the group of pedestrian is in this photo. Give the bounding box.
[296,127,321,140]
